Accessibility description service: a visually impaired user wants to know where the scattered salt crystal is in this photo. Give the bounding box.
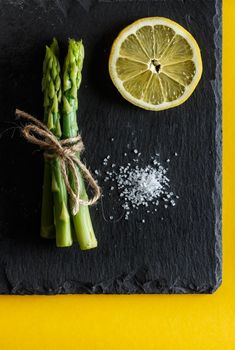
[142,219,145,223]
[99,151,178,220]
[174,152,178,156]
[166,159,170,163]
[110,216,113,220]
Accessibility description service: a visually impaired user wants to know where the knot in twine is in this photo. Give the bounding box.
[15,109,100,215]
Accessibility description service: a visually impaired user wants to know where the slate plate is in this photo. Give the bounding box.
[0,0,222,294]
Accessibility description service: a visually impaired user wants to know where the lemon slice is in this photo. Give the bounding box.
[109,17,203,111]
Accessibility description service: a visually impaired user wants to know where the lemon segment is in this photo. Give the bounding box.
[160,35,193,65]
[116,58,148,80]
[161,60,196,86]
[136,26,155,58]
[143,74,164,105]
[123,70,152,99]
[109,17,203,111]
[159,73,185,102]
[120,34,149,63]
[153,25,175,59]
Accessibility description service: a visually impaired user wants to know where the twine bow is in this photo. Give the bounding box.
[15,108,100,215]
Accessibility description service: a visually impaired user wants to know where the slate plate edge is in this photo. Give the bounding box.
[211,0,222,293]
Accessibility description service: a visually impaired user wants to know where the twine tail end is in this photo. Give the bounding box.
[71,198,79,216]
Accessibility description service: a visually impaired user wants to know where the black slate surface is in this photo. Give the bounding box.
[0,0,222,294]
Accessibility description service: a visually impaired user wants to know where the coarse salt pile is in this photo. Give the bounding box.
[98,151,178,220]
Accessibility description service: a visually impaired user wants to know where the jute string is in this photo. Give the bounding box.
[15,108,101,215]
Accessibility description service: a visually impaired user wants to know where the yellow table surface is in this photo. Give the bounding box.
[0,2,233,349]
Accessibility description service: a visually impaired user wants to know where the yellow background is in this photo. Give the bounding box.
[0,2,233,349]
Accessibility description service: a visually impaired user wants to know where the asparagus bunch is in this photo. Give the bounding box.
[40,38,97,249]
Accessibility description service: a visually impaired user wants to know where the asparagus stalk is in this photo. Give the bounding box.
[40,40,59,238]
[62,39,97,250]
[41,39,72,247]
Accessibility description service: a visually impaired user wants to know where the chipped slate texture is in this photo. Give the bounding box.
[0,0,221,294]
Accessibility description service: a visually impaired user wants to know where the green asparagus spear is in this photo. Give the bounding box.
[40,40,59,239]
[41,39,72,247]
[62,39,97,250]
